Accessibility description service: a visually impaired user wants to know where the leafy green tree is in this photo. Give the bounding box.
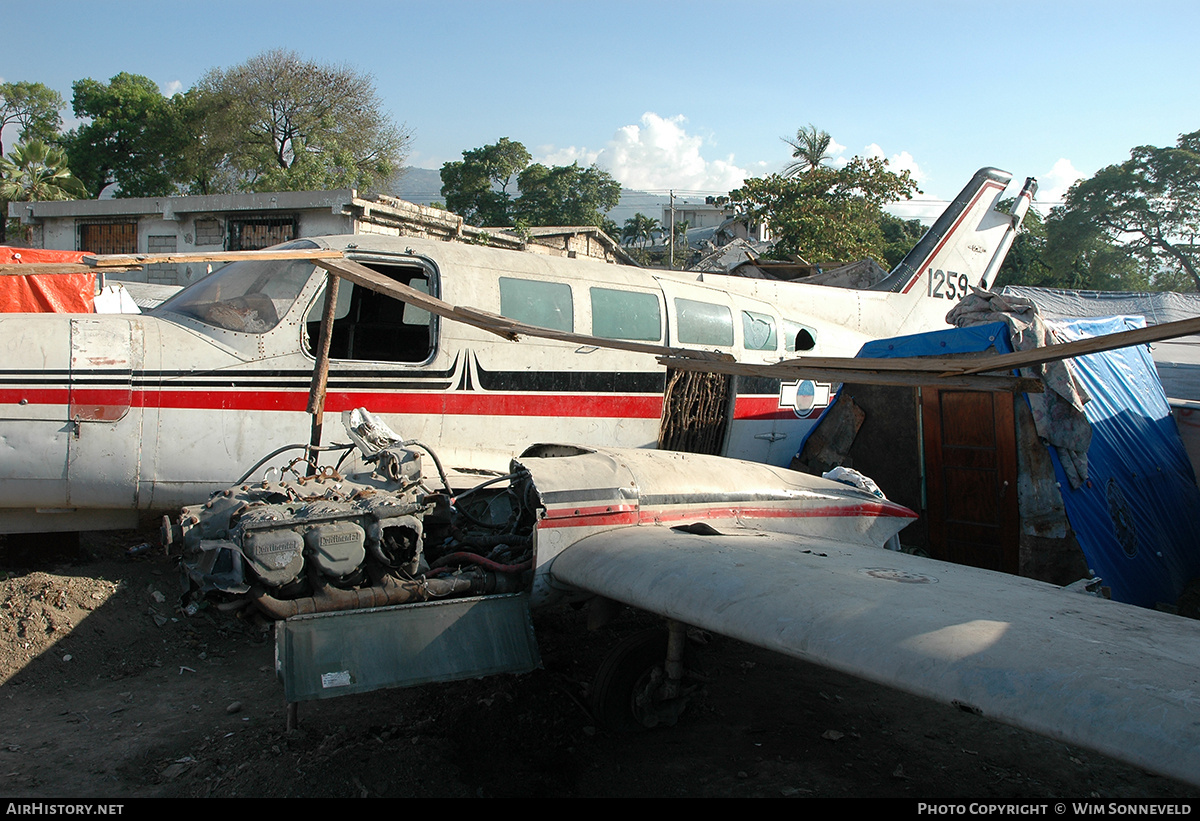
[59,72,191,197]
[877,212,927,270]
[0,81,64,159]
[782,123,833,176]
[1060,130,1200,290]
[512,162,620,227]
[728,156,919,263]
[440,137,531,225]
[1041,206,1149,290]
[993,199,1152,292]
[173,85,244,195]
[196,49,411,194]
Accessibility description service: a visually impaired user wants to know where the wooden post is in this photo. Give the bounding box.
[306,273,340,472]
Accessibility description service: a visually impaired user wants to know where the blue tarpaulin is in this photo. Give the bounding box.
[1040,316,1200,608]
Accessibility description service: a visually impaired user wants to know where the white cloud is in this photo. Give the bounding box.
[162,80,183,96]
[862,143,926,183]
[537,112,750,192]
[536,145,600,167]
[1038,158,1084,206]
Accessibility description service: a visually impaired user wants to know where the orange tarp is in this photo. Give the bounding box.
[0,247,95,313]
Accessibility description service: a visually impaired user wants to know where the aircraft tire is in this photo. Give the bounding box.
[590,626,697,732]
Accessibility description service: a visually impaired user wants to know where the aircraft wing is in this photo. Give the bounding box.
[548,524,1200,787]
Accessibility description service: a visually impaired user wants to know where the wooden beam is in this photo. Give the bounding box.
[83,249,344,268]
[656,355,1044,393]
[317,257,734,363]
[0,263,135,276]
[707,315,1200,384]
[951,315,1200,375]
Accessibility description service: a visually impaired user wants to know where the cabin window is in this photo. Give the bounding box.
[741,310,777,351]
[499,277,574,332]
[783,319,818,353]
[675,298,733,347]
[590,287,661,341]
[307,263,434,363]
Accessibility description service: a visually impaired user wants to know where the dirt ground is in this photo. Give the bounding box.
[0,524,1193,800]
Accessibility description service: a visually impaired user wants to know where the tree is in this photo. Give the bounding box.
[1061,130,1200,290]
[728,155,919,263]
[621,212,660,246]
[671,218,690,246]
[512,162,621,227]
[1,81,66,242]
[0,81,64,159]
[1041,206,1149,290]
[782,123,833,176]
[197,49,411,193]
[59,72,191,197]
[1,140,88,209]
[440,137,531,226]
[992,198,1153,292]
[173,85,245,195]
[877,212,926,270]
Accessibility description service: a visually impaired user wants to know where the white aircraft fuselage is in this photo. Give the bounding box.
[0,168,1033,533]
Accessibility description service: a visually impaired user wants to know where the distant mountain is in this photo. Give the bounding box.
[387,167,445,205]
[384,167,707,231]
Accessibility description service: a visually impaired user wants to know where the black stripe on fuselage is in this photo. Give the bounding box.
[475,361,665,394]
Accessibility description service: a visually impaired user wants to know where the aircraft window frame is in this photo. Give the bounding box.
[498,277,574,332]
[741,310,778,351]
[153,239,321,334]
[674,297,734,347]
[304,258,440,365]
[589,287,662,342]
[783,319,818,353]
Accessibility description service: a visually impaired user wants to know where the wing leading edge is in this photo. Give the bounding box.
[548,526,1200,787]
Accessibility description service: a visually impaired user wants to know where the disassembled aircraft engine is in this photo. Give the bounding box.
[167,409,531,619]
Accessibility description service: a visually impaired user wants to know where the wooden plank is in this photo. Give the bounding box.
[952,315,1200,374]
[655,355,1043,393]
[317,257,734,363]
[0,263,134,276]
[662,315,1200,386]
[83,249,344,267]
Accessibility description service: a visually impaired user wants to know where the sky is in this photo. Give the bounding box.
[4,0,1199,220]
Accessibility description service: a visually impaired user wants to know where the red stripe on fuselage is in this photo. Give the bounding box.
[537,500,916,529]
[4,385,809,421]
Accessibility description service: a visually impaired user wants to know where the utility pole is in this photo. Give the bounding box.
[669,190,676,269]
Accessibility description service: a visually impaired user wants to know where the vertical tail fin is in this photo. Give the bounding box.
[978,175,1038,290]
[874,168,1039,294]
[871,168,1037,334]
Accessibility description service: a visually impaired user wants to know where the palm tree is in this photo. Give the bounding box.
[0,140,89,202]
[621,213,661,247]
[782,124,832,176]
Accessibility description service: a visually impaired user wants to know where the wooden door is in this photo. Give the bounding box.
[922,389,1019,573]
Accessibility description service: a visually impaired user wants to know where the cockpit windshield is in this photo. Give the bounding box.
[152,240,322,333]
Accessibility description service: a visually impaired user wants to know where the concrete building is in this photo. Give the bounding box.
[8,189,633,286]
[661,198,771,244]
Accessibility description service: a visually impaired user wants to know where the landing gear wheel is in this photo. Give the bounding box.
[590,627,697,731]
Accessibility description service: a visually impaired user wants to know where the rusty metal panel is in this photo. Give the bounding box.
[275,593,540,702]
